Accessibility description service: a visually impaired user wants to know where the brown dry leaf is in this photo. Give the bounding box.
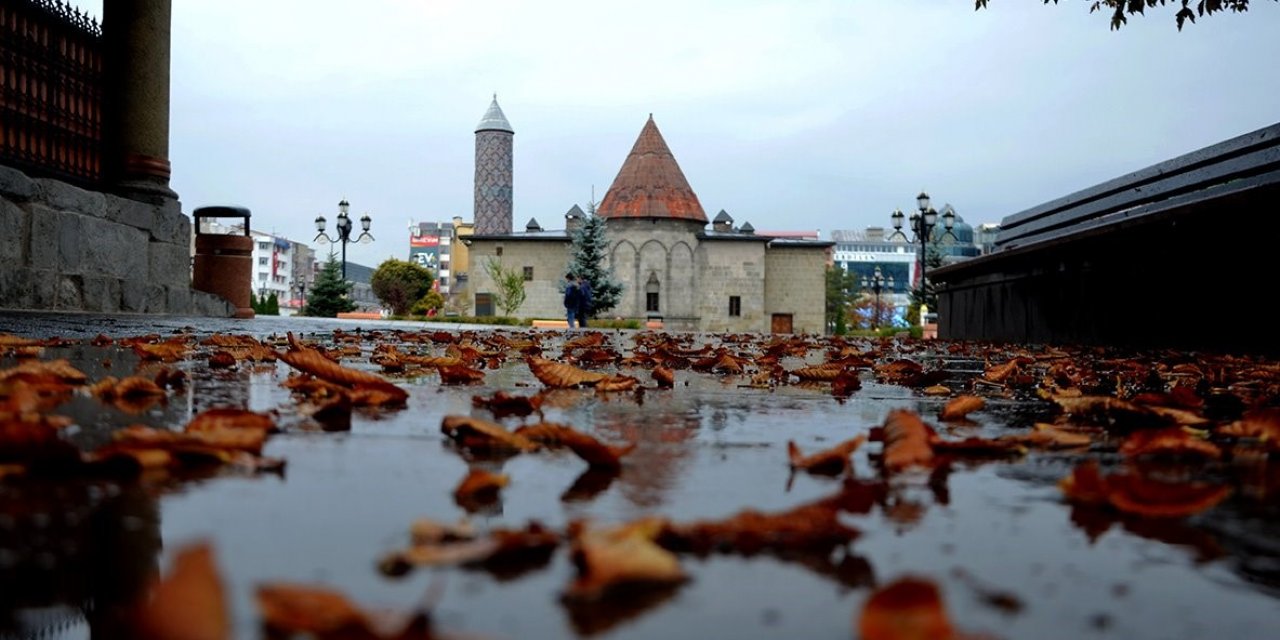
[256,583,371,637]
[453,468,509,506]
[514,422,635,470]
[114,424,267,455]
[879,410,935,472]
[0,359,89,385]
[207,351,237,369]
[186,408,275,434]
[652,366,675,388]
[278,333,408,405]
[832,369,862,397]
[792,363,844,382]
[440,415,539,453]
[661,494,862,556]
[787,436,866,475]
[1119,427,1221,460]
[133,542,230,640]
[983,359,1022,383]
[1220,407,1280,443]
[527,356,609,388]
[565,332,606,350]
[438,364,486,385]
[1060,462,1232,518]
[1104,471,1232,519]
[133,340,193,362]
[939,396,985,421]
[857,576,955,640]
[595,375,640,392]
[1052,395,1169,430]
[471,391,542,418]
[113,376,167,398]
[1010,423,1093,449]
[0,333,41,348]
[566,518,686,602]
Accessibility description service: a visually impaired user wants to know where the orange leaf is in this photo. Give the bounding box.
[880,410,935,472]
[939,395,984,421]
[186,408,275,434]
[440,415,539,453]
[858,577,954,640]
[1119,427,1221,459]
[278,333,407,405]
[256,583,370,636]
[514,422,635,469]
[594,375,639,392]
[438,363,486,385]
[652,366,675,388]
[791,363,844,382]
[566,518,685,602]
[453,467,509,507]
[787,436,866,475]
[527,356,609,388]
[133,542,230,640]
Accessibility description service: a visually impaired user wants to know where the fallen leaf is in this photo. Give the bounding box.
[940,396,985,421]
[857,576,954,640]
[440,415,539,453]
[787,436,866,475]
[1119,427,1221,459]
[566,518,686,602]
[879,410,935,472]
[527,356,609,388]
[133,542,230,640]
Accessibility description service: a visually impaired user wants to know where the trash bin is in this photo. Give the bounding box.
[192,206,254,319]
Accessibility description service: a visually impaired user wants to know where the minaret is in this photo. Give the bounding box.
[473,95,514,235]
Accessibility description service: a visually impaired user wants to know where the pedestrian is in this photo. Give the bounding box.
[563,273,580,329]
[577,276,593,329]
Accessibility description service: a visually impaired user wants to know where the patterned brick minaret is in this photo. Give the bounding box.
[473,95,514,235]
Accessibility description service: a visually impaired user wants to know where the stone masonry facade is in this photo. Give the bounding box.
[0,166,234,315]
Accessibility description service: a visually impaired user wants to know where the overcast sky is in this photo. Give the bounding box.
[85,1,1280,268]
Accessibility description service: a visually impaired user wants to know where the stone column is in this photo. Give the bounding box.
[103,0,176,203]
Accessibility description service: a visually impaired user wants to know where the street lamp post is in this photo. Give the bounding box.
[314,199,374,281]
[860,265,894,331]
[891,191,954,311]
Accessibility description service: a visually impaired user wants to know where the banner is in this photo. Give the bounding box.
[410,235,440,248]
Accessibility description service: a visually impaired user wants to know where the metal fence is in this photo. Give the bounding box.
[0,0,102,188]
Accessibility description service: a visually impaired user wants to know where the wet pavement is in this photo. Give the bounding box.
[2,312,1279,639]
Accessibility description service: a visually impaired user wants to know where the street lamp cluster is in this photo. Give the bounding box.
[861,265,894,331]
[891,191,955,307]
[314,199,374,280]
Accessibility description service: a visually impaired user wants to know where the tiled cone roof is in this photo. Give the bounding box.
[597,116,707,222]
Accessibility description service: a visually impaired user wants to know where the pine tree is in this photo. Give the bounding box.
[567,202,622,317]
[304,253,356,317]
[266,293,280,316]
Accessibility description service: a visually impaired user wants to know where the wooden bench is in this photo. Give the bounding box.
[531,320,570,329]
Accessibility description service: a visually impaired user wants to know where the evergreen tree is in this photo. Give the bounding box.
[304,253,356,317]
[266,293,280,316]
[567,202,622,316]
[249,292,261,314]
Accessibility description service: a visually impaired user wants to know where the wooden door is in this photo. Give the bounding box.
[771,313,793,334]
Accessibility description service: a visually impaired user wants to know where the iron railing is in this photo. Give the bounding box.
[0,0,102,188]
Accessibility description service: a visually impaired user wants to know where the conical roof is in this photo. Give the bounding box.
[475,95,514,133]
[597,116,706,223]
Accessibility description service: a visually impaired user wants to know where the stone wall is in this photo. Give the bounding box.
[764,246,827,335]
[466,239,571,319]
[695,240,768,333]
[0,166,234,316]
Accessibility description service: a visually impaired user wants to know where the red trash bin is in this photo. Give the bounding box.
[192,206,254,319]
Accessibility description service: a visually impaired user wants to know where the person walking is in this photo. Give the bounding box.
[577,276,593,329]
[563,273,581,329]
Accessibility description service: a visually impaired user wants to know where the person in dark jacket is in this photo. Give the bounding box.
[577,277,593,329]
[563,273,581,329]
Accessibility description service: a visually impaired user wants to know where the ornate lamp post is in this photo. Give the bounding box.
[314,199,374,281]
[860,265,894,331]
[891,191,954,310]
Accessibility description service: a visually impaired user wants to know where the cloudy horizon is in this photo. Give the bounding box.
[80,0,1280,268]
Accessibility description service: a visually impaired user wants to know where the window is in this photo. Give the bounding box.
[523,266,534,281]
[258,273,267,281]
[439,277,448,287]
[729,296,741,317]
[440,261,449,271]
[259,257,269,265]
[646,292,660,312]
[645,272,661,314]
[258,242,271,250]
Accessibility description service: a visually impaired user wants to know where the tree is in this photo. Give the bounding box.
[303,253,356,317]
[372,258,434,316]
[411,290,446,316]
[567,202,623,317]
[484,258,527,317]
[825,267,859,335]
[912,245,945,315]
[264,293,280,316]
[975,0,1273,30]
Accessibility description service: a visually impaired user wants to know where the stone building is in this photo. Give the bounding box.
[0,0,231,315]
[465,115,831,333]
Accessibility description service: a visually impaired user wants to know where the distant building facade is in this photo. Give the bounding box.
[409,221,454,293]
[466,114,831,333]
